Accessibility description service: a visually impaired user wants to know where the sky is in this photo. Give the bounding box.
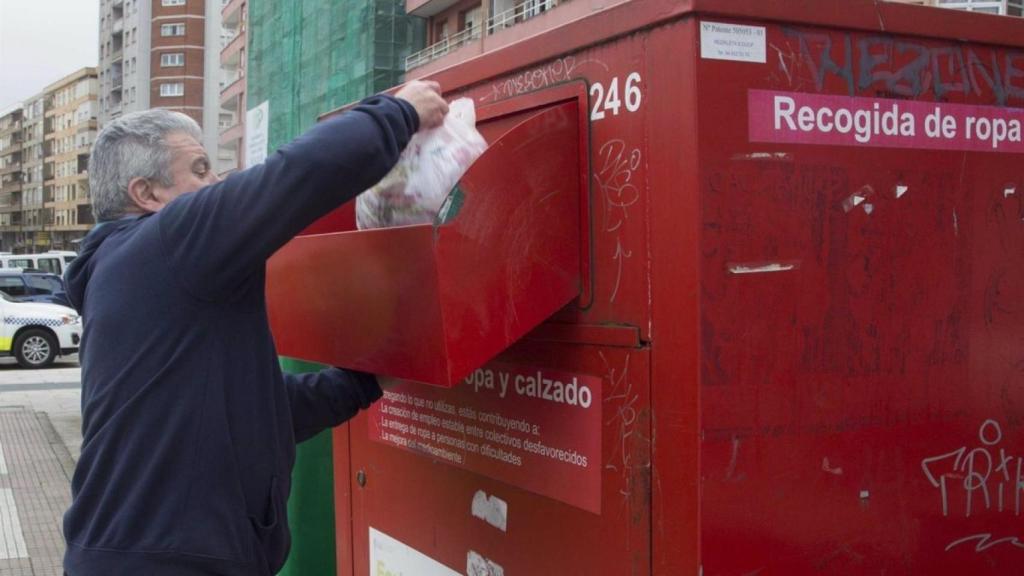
[0,0,100,113]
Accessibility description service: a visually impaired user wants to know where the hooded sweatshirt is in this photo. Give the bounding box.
[63,95,418,575]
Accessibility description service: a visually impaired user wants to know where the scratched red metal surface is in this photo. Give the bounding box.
[697,14,1024,575]
[264,0,1024,574]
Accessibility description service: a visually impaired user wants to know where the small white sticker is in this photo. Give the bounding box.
[700,21,766,63]
[467,550,505,576]
[471,490,508,532]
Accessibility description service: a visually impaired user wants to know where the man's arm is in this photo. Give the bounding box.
[157,93,421,301]
[286,368,382,443]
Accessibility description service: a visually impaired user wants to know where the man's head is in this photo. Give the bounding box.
[89,109,220,221]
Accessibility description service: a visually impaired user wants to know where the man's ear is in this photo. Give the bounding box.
[126,176,163,213]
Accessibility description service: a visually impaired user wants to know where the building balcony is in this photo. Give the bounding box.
[111,47,124,62]
[0,165,20,176]
[221,89,242,117]
[220,65,243,89]
[49,224,92,233]
[406,25,481,70]
[112,75,123,90]
[222,0,244,23]
[407,0,462,17]
[487,0,558,34]
[217,140,241,176]
[220,74,245,105]
[45,198,88,211]
[219,122,244,146]
[113,18,124,35]
[220,31,246,65]
[407,0,568,73]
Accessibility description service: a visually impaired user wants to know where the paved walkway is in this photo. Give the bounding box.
[0,359,82,576]
[0,407,74,576]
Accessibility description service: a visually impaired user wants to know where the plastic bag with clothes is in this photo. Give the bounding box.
[356,98,488,229]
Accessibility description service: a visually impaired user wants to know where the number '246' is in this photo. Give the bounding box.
[590,73,643,121]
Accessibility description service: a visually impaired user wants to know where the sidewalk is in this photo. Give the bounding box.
[0,360,82,576]
[0,406,74,576]
[0,364,82,463]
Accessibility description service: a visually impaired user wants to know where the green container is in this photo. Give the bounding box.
[251,2,424,573]
[277,357,338,576]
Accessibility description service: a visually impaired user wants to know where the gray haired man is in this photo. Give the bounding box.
[62,82,447,575]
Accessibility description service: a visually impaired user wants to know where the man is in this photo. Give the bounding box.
[63,82,448,575]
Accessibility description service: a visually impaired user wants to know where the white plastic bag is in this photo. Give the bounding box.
[356,98,488,229]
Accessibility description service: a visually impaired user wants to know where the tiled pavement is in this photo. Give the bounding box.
[0,407,75,576]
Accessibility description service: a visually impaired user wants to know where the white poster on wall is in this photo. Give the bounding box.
[369,527,460,576]
[244,100,269,168]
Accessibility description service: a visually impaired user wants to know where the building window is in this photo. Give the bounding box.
[160,52,185,67]
[433,20,449,43]
[160,83,185,97]
[162,0,186,5]
[461,7,482,35]
[132,27,137,44]
[161,23,186,36]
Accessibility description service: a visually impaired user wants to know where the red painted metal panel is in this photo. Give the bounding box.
[263,1,1024,574]
[696,16,1024,576]
[332,425,354,576]
[646,20,703,576]
[347,342,650,576]
[267,101,584,386]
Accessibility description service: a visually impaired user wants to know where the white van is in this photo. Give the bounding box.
[0,251,77,275]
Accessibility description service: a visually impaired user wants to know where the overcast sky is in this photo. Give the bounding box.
[0,0,100,112]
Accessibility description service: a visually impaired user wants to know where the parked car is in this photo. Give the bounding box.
[0,291,80,368]
[0,270,71,308]
[0,250,77,275]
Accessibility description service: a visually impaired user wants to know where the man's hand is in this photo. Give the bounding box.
[395,80,448,130]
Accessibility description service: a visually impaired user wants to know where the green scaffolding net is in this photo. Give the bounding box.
[248,0,425,152]
[247,1,423,574]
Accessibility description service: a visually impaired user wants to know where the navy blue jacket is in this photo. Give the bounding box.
[63,95,419,575]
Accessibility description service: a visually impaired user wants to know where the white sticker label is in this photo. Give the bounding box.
[244,100,270,168]
[370,527,461,576]
[700,21,766,63]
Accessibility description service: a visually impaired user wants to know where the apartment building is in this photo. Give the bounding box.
[404,0,583,74]
[151,0,222,157]
[18,95,46,252]
[218,0,247,175]
[42,68,100,251]
[98,0,152,123]
[0,107,23,251]
[98,0,222,156]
